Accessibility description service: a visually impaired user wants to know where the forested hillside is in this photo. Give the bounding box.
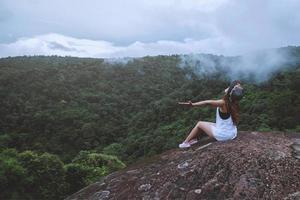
[0,46,299,199]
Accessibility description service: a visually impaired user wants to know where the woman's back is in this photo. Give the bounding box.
[213,107,237,141]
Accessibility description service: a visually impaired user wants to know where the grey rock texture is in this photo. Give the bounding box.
[65,131,300,200]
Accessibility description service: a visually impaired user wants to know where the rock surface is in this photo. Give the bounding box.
[65,131,300,200]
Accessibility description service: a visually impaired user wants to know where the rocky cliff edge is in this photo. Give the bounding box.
[66,131,300,200]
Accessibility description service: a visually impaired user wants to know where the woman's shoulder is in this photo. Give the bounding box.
[218,99,229,113]
[216,99,226,107]
[219,99,225,104]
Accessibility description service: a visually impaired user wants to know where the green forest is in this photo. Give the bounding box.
[0,46,299,199]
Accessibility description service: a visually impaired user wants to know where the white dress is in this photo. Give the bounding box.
[211,107,237,141]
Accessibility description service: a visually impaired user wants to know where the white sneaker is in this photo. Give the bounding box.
[179,141,191,148]
[189,139,198,145]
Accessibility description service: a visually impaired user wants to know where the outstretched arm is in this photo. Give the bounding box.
[178,99,224,108]
[192,99,224,107]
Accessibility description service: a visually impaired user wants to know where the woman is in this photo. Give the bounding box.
[178,80,244,148]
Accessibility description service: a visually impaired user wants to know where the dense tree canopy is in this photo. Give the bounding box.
[0,46,299,199]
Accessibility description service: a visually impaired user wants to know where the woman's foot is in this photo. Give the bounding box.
[179,138,198,148]
[179,141,191,148]
[189,138,198,145]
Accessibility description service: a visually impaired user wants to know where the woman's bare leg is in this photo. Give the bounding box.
[184,121,215,143]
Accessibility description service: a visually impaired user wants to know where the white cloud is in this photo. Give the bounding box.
[0,33,233,58]
[0,0,300,58]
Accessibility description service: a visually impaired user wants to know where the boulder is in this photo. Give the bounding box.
[65,131,300,200]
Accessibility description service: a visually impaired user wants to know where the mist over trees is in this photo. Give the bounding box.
[0,46,299,199]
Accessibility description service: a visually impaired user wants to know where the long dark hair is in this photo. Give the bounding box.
[223,80,242,125]
[222,94,240,125]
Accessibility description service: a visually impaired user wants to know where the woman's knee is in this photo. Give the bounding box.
[196,121,204,128]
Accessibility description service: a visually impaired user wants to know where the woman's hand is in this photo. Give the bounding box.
[178,101,193,107]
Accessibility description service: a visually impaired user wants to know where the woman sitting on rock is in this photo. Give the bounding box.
[178,80,244,148]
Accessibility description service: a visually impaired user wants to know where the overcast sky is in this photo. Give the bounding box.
[0,0,300,58]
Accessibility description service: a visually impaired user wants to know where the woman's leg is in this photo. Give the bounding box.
[184,121,215,143]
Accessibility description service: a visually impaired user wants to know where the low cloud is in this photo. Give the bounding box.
[179,47,297,82]
[0,33,231,58]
